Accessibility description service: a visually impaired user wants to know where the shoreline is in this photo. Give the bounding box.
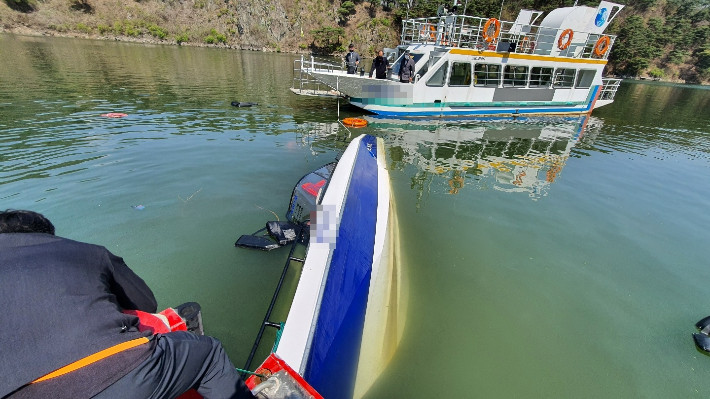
[2,24,706,86]
[0,24,312,54]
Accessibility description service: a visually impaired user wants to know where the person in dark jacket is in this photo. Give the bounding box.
[0,210,255,399]
[369,50,390,79]
[344,43,360,74]
[399,51,416,83]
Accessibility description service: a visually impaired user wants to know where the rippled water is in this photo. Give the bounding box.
[2,34,710,398]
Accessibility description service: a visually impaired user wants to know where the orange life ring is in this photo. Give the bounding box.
[558,29,573,50]
[101,113,128,118]
[342,117,367,128]
[593,36,611,57]
[420,24,436,41]
[482,18,501,43]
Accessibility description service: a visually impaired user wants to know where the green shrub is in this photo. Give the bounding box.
[147,24,167,39]
[310,26,345,53]
[208,29,226,44]
[648,68,665,78]
[97,24,110,34]
[76,23,92,33]
[123,23,140,37]
[112,21,123,35]
[298,43,308,49]
[175,32,189,45]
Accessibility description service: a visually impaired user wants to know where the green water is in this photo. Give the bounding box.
[2,34,710,398]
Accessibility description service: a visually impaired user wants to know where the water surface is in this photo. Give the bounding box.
[2,34,710,398]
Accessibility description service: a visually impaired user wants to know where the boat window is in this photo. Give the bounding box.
[553,69,576,88]
[503,65,528,87]
[392,53,424,76]
[529,67,553,87]
[427,61,449,87]
[473,64,501,87]
[576,69,596,88]
[449,62,472,86]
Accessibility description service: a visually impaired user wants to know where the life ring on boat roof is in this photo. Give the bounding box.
[593,36,611,57]
[482,18,501,43]
[558,29,574,50]
[420,24,436,41]
[342,117,367,128]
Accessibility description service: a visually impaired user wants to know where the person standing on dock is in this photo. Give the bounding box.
[369,50,390,79]
[399,50,416,83]
[345,43,360,74]
[0,210,256,399]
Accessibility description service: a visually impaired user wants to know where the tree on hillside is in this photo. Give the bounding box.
[311,27,346,53]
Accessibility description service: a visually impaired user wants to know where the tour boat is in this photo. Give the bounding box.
[238,134,404,399]
[290,1,623,118]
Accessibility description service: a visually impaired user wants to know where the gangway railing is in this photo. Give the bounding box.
[401,15,617,60]
[600,78,622,101]
[291,55,345,97]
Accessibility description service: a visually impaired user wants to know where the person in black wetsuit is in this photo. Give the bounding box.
[369,50,390,79]
[0,210,255,399]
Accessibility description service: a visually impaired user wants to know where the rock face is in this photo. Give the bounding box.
[234,0,290,50]
[0,0,400,56]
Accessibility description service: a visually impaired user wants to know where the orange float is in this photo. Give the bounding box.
[101,113,128,118]
[593,36,611,57]
[482,18,501,43]
[558,29,574,50]
[420,24,436,41]
[342,117,368,128]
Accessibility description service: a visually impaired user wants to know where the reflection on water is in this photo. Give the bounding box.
[380,117,599,202]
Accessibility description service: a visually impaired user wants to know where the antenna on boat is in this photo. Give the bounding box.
[463,0,469,14]
[498,0,505,19]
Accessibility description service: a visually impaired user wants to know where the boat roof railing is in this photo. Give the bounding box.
[401,15,617,60]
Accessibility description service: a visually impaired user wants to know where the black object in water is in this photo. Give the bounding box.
[695,315,710,335]
[693,315,710,354]
[231,101,258,107]
[693,333,710,353]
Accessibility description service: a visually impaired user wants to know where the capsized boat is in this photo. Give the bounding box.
[291,1,624,118]
[237,134,405,399]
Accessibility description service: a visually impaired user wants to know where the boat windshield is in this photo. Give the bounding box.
[391,53,424,76]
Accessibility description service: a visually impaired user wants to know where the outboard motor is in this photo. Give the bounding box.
[235,162,336,251]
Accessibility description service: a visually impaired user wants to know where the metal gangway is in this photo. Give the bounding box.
[400,14,617,60]
[290,55,345,98]
[600,78,622,101]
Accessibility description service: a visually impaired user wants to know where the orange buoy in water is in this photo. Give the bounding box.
[342,117,367,128]
[102,113,128,118]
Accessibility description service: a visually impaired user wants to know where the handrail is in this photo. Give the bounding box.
[400,14,617,60]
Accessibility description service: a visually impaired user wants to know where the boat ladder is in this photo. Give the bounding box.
[291,55,344,98]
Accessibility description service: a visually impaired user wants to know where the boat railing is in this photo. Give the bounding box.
[401,15,617,60]
[291,55,344,97]
[600,78,622,101]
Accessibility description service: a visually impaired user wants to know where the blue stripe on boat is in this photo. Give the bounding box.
[304,135,379,399]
